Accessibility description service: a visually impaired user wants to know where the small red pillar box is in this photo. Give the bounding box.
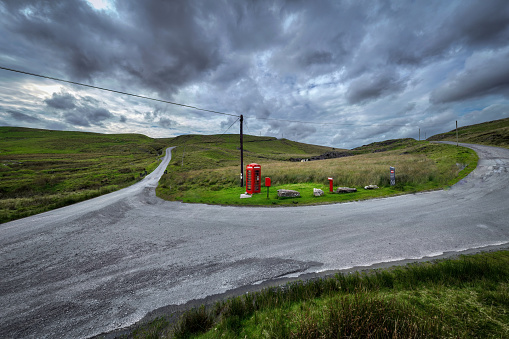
[328,177,333,192]
[246,163,261,194]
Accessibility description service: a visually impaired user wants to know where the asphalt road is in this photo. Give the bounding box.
[1,143,508,338]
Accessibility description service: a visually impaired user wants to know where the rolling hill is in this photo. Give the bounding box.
[427,117,509,148]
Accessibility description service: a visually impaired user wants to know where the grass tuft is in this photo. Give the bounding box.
[144,250,509,338]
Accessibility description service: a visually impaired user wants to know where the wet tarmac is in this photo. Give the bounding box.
[1,143,508,338]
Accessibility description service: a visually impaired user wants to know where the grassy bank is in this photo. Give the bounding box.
[0,127,171,223]
[157,141,478,206]
[126,250,509,338]
[428,117,509,149]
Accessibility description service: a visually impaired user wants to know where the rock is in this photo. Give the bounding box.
[277,189,301,198]
[240,193,252,199]
[336,187,357,193]
[313,188,324,197]
[364,185,379,190]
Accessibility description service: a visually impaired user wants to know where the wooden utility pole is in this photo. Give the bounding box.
[419,128,420,141]
[240,114,244,187]
[456,120,458,146]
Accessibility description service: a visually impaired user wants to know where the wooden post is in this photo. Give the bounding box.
[240,115,244,187]
[456,120,458,146]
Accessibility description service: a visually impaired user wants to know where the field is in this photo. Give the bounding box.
[0,127,171,223]
[428,117,509,148]
[125,250,509,338]
[157,139,478,206]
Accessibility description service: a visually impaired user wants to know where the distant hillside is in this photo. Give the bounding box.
[166,134,338,171]
[0,126,172,223]
[427,117,509,148]
[0,126,172,154]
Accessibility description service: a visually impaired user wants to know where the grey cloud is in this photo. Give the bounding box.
[266,119,317,140]
[1,0,509,148]
[44,92,76,110]
[300,51,333,66]
[283,123,317,140]
[42,90,114,127]
[2,0,122,80]
[63,112,91,127]
[347,71,406,104]
[7,110,41,123]
[443,0,509,48]
[63,106,113,127]
[158,118,177,129]
[220,116,240,130]
[431,49,509,103]
[3,0,224,96]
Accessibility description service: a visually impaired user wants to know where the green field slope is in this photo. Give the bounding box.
[0,127,171,223]
[168,134,337,169]
[428,117,509,148]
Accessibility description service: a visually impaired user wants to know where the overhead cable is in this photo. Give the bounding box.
[2,65,411,128]
[0,66,239,118]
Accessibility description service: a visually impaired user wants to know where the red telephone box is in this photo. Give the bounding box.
[246,163,261,194]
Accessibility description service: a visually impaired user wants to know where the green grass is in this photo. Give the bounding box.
[126,250,509,338]
[0,127,171,223]
[428,117,509,149]
[167,134,337,172]
[157,141,478,206]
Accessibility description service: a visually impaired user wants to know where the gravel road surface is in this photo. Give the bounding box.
[1,143,508,338]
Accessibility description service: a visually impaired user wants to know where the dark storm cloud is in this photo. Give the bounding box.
[42,91,114,127]
[44,92,76,110]
[430,48,509,103]
[4,0,509,100]
[346,70,406,104]
[1,0,509,147]
[1,0,226,96]
[158,118,177,129]
[7,110,41,123]
[63,106,113,127]
[1,0,122,80]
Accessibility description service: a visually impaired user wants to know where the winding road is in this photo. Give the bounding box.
[1,143,508,338]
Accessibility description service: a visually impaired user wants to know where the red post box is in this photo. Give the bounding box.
[246,163,261,194]
[328,177,333,192]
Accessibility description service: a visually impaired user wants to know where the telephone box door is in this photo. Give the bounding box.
[246,163,261,194]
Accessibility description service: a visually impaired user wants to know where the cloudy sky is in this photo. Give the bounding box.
[1,0,508,148]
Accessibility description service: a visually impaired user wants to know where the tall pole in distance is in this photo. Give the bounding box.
[456,120,458,146]
[240,114,244,187]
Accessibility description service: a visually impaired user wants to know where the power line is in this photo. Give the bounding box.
[1,65,413,128]
[210,116,240,145]
[0,66,239,118]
